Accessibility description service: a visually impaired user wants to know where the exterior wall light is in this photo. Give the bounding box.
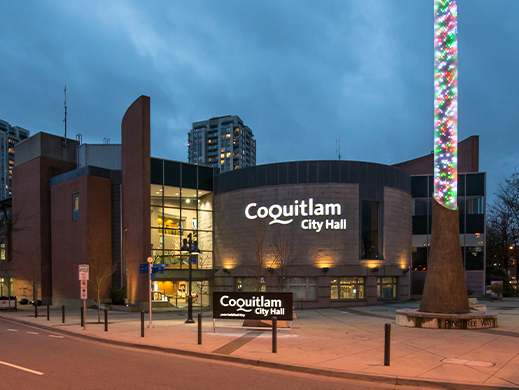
[223,268,230,274]
[322,267,330,273]
[402,267,410,275]
[371,266,379,273]
[267,267,274,274]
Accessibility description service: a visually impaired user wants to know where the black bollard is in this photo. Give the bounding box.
[384,323,391,366]
[35,303,38,319]
[81,307,84,327]
[141,311,144,337]
[62,305,65,324]
[272,316,277,353]
[47,305,50,321]
[198,313,202,345]
[104,308,108,332]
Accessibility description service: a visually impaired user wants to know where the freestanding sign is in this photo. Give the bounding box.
[78,264,89,330]
[213,292,293,321]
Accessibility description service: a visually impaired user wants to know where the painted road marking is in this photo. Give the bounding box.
[49,335,64,339]
[7,329,18,332]
[0,360,44,376]
[26,332,39,335]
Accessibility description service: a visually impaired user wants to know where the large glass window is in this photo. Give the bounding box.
[150,161,213,270]
[412,247,428,270]
[413,198,429,216]
[283,277,316,300]
[377,277,397,299]
[362,201,379,259]
[331,277,364,300]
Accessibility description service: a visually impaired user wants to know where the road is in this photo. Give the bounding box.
[0,318,428,389]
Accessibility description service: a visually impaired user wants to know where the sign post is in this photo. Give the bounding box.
[147,257,153,329]
[78,264,89,330]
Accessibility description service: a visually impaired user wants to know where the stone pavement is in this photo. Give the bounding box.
[2,298,519,389]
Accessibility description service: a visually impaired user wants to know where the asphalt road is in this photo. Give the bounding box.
[0,318,429,390]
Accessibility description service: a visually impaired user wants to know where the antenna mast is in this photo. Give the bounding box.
[336,138,341,161]
[63,85,67,148]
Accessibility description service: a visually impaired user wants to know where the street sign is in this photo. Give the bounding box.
[152,264,165,274]
[139,264,166,274]
[80,280,87,299]
[78,264,89,281]
[139,264,149,274]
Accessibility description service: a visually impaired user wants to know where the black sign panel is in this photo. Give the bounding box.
[213,291,293,321]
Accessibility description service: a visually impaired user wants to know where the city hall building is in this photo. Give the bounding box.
[0,95,484,309]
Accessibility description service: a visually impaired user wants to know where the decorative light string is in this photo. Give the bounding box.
[434,0,458,210]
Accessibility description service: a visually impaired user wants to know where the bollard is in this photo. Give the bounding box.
[198,313,202,345]
[272,316,277,353]
[384,323,391,366]
[35,303,38,319]
[81,307,84,327]
[141,311,145,337]
[104,308,108,332]
[47,304,50,321]
[62,305,65,324]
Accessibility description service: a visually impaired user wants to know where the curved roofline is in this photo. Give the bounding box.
[214,160,410,195]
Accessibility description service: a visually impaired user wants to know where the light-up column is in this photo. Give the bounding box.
[434,0,458,210]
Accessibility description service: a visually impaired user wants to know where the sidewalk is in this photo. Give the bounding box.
[2,298,519,389]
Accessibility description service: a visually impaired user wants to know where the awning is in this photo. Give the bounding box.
[153,269,220,282]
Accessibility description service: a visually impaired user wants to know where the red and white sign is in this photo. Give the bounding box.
[78,264,89,281]
[80,280,88,300]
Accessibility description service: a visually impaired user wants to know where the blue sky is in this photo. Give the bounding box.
[0,0,517,205]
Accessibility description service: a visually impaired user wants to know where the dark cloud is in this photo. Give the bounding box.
[0,0,517,204]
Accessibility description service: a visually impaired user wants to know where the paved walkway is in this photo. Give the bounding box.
[3,298,519,389]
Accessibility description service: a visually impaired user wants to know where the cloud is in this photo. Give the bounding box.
[0,0,517,204]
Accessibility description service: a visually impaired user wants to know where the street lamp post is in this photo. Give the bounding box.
[181,233,199,324]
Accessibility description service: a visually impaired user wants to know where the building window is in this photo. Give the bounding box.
[465,246,484,270]
[331,277,365,300]
[377,277,397,299]
[362,201,379,259]
[72,194,79,221]
[0,243,5,261]
[236,277,265,292]
[283,277,316,300]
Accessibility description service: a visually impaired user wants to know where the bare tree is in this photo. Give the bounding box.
[13,244,44,306]
[86,232,118,323]
[487,172,519,272]
[271,226,299,291]
[241,220,272,292]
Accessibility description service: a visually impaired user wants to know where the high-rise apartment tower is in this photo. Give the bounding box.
[0,120,29,198]
[188,115,256,172]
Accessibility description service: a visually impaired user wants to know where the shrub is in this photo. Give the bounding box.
[110,286,126,305]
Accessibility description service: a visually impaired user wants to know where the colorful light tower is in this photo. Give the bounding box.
[434,0,458,210]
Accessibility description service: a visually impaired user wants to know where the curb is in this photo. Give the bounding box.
[1,314,517,390]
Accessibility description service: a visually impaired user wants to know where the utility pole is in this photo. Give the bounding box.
[63,85,67,148]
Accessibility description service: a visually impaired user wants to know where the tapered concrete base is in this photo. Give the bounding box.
[420,198,470,314]
[396,309,497,329]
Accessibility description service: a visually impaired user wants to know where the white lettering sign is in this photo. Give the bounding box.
[245,198,345,232]
[220,295,283,314]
